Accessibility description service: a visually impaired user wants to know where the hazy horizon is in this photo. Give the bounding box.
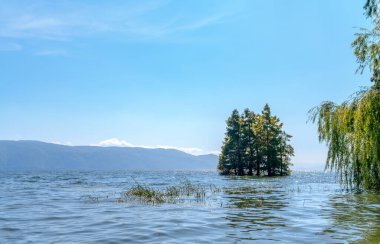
[0,139,326,171]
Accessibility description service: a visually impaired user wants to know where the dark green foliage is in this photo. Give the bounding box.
[364,0,379,19]
[241,109,257,176]
[218,104,294,176]
[310,1,380,190]
[218,109,244,175]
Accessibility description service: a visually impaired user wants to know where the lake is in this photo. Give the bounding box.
[1,171,379,243]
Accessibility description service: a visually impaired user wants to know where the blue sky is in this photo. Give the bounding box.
[0,0,373,169]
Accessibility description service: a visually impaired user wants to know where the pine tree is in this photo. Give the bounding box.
[252,113,265,176]
[278,131,294,176]
[261,104,283,176]
[219,109,244,175]
[218,105,294,177]
[241,109,257,176]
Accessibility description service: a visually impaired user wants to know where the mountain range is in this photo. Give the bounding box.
[0,140,218,171]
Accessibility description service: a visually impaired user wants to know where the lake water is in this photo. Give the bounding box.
[1,171,379,243]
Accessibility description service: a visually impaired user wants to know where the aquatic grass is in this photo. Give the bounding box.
[124,185,166,204]
[120,179,222,205]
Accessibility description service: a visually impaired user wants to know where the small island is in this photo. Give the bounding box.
[218,104,294,176]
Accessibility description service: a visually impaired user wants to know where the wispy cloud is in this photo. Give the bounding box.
[35,49,69,57]
[12,17,63,31]
[51,141,73,146]
[93,138,219,156]
[0,15,71,40]
[0,42,22,51]
[0,1,239,41]
[96,138,134,147]
[167,13,234,33]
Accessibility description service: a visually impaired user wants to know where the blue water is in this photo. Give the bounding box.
[1,171,379,243]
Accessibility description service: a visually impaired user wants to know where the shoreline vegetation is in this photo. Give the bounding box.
[218,104,294,177]
[310,0,380,190]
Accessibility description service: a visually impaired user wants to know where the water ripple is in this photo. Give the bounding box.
[0,171,379,243]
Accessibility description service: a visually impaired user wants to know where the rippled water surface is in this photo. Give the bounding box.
[1,171,380,243]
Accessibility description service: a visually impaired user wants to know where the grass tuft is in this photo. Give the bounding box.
[120,179,221,205]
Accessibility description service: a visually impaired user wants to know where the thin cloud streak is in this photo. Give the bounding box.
[35,49,69,57]
[0,42,22,51]
[93,138,219,156]
[0,1,239,41]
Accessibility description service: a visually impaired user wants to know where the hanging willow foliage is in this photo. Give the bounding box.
[309,88,380,189]
[308,0,380,190]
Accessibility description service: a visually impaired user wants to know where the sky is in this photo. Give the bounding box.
[0,0,373,169]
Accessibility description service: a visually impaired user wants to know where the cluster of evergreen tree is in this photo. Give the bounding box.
[218,104,294,176]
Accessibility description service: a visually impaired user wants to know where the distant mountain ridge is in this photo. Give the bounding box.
[0,140,218,171]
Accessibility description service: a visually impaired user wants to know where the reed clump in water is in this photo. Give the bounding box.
[121,179,221,205]
[125,185,166,204]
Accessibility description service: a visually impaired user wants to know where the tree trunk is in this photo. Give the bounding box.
[248,148,254,176]
[266,133,270,176]
[255,147,260,176]
[237,152,244,176]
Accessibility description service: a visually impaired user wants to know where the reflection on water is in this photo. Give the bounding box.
[221,174,380,243]
[223,180,289,242]
[322,193,380,243]
[0,171,379,243]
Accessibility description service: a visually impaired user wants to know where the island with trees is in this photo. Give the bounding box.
[218,104,294,176]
